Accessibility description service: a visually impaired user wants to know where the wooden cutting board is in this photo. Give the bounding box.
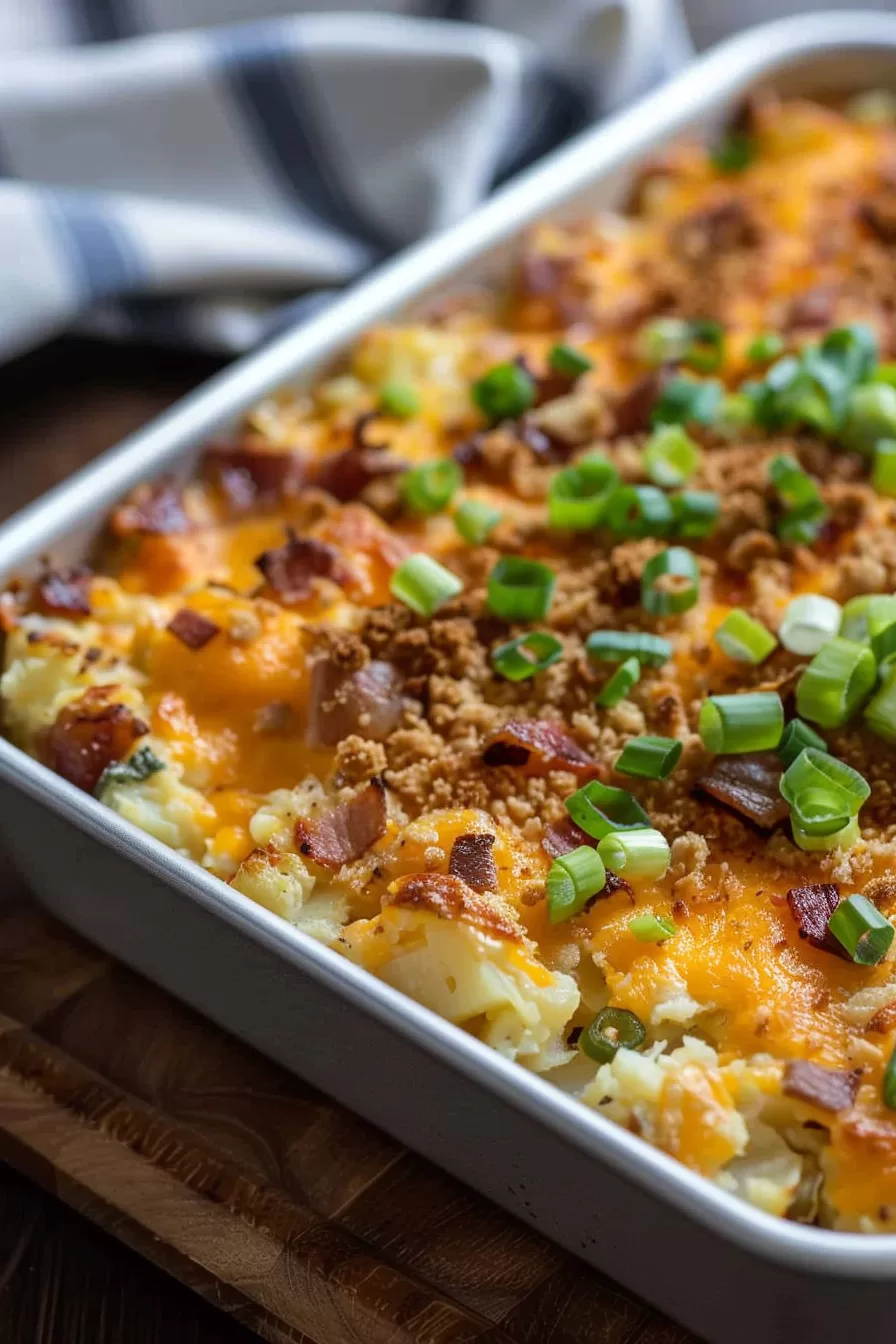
[0,896,695,1344]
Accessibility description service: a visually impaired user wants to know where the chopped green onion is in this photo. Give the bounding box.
[565,779,651,841]
[840,382,896,456]
[492,631,563,681]
[471,362,536,423]
[864,665,896,743]
[643,425,700,488]
[96,745,165,796]
[598,828,671,879]
[780,746,869,814]
[641,546,701,616]
[779,594,842,656]
[872,362,896,389]
[777,499,829,546]
[873,439,896,497]
[715,392,754,438]
[790,787,851,837]
[795,637,876,728]
[616,735,682,780]
[711,130,755,174]
[378,380,420,418]
[698,692,784,754]
[840,593,876,643]
[769,455,820,510]
[792,814,860,852]
[777,718,828,768]
[871,620,896,667]
[747,332,785,364]
[454,497,502,544]
[821,323,879,385]
[867,595,896,638]
[579,1006,646,1064]
[684,319,725,373]
[487,556,555,621]
[596,657,641,709]
[401,460,462,515]
[546,845,606,924]
[548,455,618,530]
[628,912,677,942]
[884,1043,896,1111]
[669,490,720,538]
[651,376,723,427]
[549,343,593,378]
[603,485,673,538]
[390,554,463,617]
[713,609,777,664]
[585,630,672,668]
[638,317,692,365]
[827,894,894,966]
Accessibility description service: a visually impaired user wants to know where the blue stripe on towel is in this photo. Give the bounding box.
[211,24,393,255]
[44,192,143,300]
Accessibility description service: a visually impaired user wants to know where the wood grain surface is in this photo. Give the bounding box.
[0,336,697,1344]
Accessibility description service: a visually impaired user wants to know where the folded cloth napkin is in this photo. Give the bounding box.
[0,0,699,360]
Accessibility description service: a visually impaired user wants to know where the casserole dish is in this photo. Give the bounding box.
[4,13,896,1341]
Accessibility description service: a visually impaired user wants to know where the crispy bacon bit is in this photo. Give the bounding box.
[611,370,667,436]
[519,251,570,297]
[452,434,486,469]
[255,529,348,603]
[697,753,790,830]
[47,688,149,793]
[542,817,593,858]
[307,656,403,747]
[782,1060,859,1114]
[167,608,221,650]
[384,871,520,940]
[111,479,190,537]
[294,778,387,869]
[673,199,758,260]
[35,566,93,617]
[315,413,406,503]
[482,719,595,775]
[785,883,840,948]
[203,440,306,507]
[786,286,835,330]
[448,834,498,894]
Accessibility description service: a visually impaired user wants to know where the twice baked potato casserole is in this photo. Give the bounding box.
[11,93,896,1230]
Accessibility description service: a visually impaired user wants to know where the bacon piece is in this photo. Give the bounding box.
[611,370,667,436]
[202,440,306,507]
[307,656,402,747]
[167,607,220,650]
[482,720,595,776]
[255,530,349,603]
[384,871,520,940]
[541,819,632,895]
[315,413,406,502]
[697,753,790,830]
[35,566,93,617]
[452,434,487,469]
[111,479,190,537]
[294,779,387,869]
[786,286,835,330]
[785,883,840,948]
[673,199,758,260]
[448,834,498,894]
[47,688,149,794]
[782,1060,859,1114]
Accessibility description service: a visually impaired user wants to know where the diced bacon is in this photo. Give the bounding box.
[166,608,221,650]
[111,479,190,537]
[482,719,595,775]
[448,834,498,894]
[47,688,149,793]
[35,566,93,617]
[306,656,402,747]
[785,883,840,948]
[202,440,306,506]
[697,753,790,830]
[315,413,406,502]
[782,1060,859,1113]
[255,530,349,603]
[294,779,387,869]
[384,871,520,940]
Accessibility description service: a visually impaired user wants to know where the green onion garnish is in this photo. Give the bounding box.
[390,554,463,617]
[867,595,896,638]
[777,718,828,768]
[864,665,896,744]
[471,361,536,424]
[548,455,618,531]
[684,319,725,374]
[596,656,641,708]
[454,497,502,544]
[548,343,594,379]
[769,455,820,510]
[839,593,876,643]
[579,1006,646,1064]
[713,609,777,664]
[616,735,681,780]
[565,779,651,840]
[598,828,671,879]
[827,894,895,966]
[795,637,876,728]
[715,392,754,438]
[638,317,692,365]
[628,912,677,942]
[698,692,784,754]
[779,594,842,656]
[711,130,755,174]
[790,787,851,837]
[487,556,555,621]
[780,746,869,813]
[546,845,606,923]
[585,630,672,667]
[873,439,896,497]
[602,485,673,539]
[643,425,700,488]
[871,621,896,667]
[777,499,829,546]
[401,460,462,515]
[492,631,563,681]
[378,380,421,418]
[746,332,785,364]
[669,490,720,538]
[651,376,723,427]
[792,814,860,852]
[641,546,701,616]
[840,382,896,456]
[884,1043,896,1111]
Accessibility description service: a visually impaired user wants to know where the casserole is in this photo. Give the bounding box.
[4,13,896,1341]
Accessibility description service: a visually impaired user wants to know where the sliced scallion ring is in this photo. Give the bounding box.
[698,692,784,754]
[864,665,896,744]
[840,381,896,456]
[637,317,692,365]
[871,621,896,667]
[471,361,536,423]
[487,556,555,621]
[585,630,672,667]
[454,498,502,544]
[643,425,700,488]
[746,332,785,364]
[603,485,673,539]
[565,780,651,841]
[597,828,671,879]
[827,894,895,965]
[491,631,563,682]
[548,343,593,379]
[546,845,606,924]
[779,594,842,656]
[579,1006,646,1064]
[548,455,618,531]
[768,455,820,510]
[792,814,860,852]
[713,609,777,664]
[669,490,720,539]
[790,787,851,837]
[390,554,463,617]
[651,376,723,427]
[401,459,462,515]
[641,546,700,617]
[595,656,641,709]
[779,747,869,814]
[839,594,875,643]
[795,636,877,728]
[777,718,828,768]
[628,912,677,942]
[378,380,420,418]
[873,438,896,498]
[615,736,681,780]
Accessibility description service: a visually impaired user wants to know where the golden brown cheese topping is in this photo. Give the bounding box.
[9,92,896,1231]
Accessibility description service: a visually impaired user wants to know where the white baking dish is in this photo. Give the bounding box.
[3,14,896,1341]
